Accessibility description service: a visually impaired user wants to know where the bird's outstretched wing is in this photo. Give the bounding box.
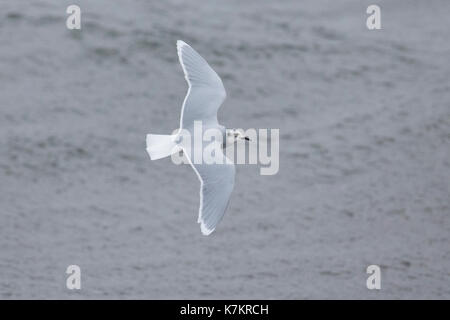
[177,41,234,235]
[177,40,226,129]
[184,143,235,235]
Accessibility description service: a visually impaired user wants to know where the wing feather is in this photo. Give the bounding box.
[184,145,235,236]
[177,40,226,129]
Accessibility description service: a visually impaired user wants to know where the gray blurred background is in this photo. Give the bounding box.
[0,0,449,299]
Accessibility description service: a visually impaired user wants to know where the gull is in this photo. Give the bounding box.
[146,40,249,235]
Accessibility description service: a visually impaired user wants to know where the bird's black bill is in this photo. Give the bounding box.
[244,137,251,141]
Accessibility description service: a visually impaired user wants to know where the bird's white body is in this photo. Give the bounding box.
[146,41,245,235]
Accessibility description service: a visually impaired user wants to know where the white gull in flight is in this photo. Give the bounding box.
[146,40,249,235]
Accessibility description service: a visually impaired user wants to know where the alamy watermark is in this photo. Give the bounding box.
[66,265,81,290]
[167,121,279,176]
[366,265,381,290]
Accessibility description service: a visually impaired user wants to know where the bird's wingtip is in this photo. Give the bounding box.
[200,222,214,236]
[177,40,187,48]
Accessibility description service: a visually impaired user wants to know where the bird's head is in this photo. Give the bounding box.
[227,128,250,142]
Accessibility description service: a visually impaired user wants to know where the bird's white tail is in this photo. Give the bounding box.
[146,134,181,160]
